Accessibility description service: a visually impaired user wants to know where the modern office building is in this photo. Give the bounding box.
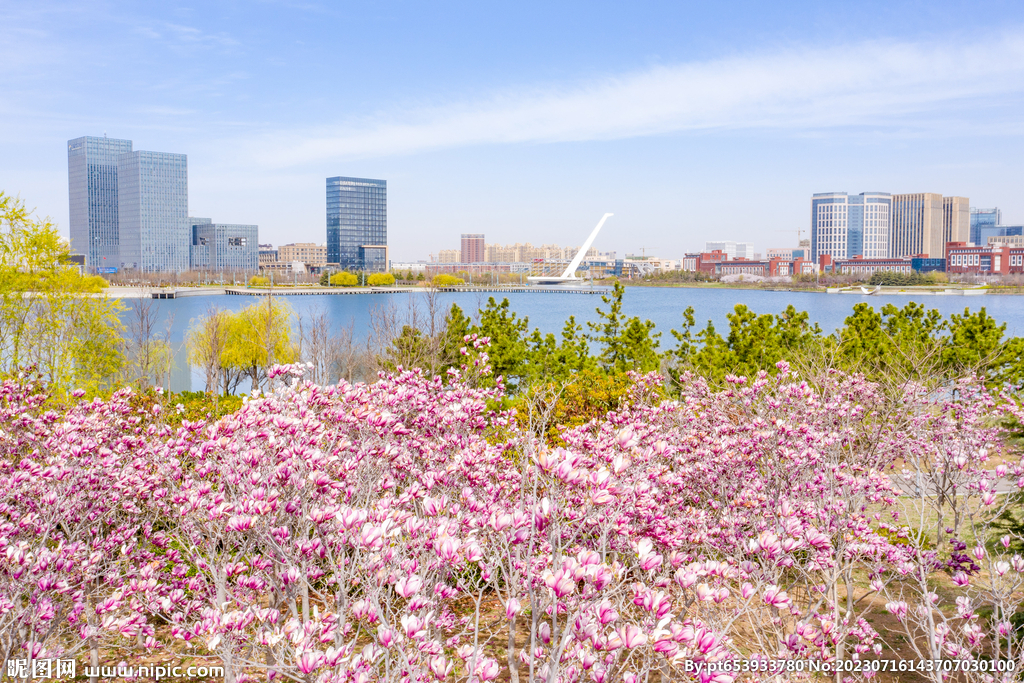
[68,136,195,272]
[326,176,387,271]
[704,241,755,260]
[189,218,258,271]
[810,192,891,262]
[67,136,133,272]
[117,150,190,272]
[461,234,486,263]
[889,193,972,259]
[970,208,1002,246]
[979,224,1024,245]
[943,197,970,246]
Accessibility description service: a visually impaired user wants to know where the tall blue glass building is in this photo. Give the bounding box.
[117,150,189,272]
[69,136,191,272]
[326,176,387,272]
[970,208,1001,245]
[68,136,133,271]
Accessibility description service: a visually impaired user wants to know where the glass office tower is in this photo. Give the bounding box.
[326,176,387,271]
[117,151,189,272]
[189,218,259,271]
[68,136,133,271]
[970,208,1002,246]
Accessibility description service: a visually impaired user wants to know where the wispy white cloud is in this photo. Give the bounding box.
[130,20,239,49]
[253,31,1024,167]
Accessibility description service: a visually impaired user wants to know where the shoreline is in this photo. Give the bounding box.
[98,282,1019,299]
[617,282,999,296]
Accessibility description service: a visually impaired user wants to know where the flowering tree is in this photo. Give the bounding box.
[1,347,1022,682]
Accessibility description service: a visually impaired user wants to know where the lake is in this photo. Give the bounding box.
[127,287,1024,392]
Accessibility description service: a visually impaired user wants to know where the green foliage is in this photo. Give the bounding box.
[0,191,125,395]
[471,298,530,389]
[184,299,298,394]
[522,316,597,387]
[416,272,426,281]
[223,299,299,390]
[330,272,358,287]
[668,304,820,386]
[432,274,464,286]
[186,306,234,394]
[515,370,641,446]
[248,275,270,287]
[868,270,945,286]
[319,271,330,286]
[587,281,661,373]
[367,272,396,286]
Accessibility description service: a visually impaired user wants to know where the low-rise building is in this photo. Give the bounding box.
[277,242,327,267]
[833,255,913,276]
[390,262,428,274]
[945,241,1024,275]
[258,244,278,266]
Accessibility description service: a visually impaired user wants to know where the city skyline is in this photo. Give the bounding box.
[5,1,1024,261]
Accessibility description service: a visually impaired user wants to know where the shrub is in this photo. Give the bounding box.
[367,272,396,286]
[432,273,464,286]
[248,275,270,287]
[329,271,359,287]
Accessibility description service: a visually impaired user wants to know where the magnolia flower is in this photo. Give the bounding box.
[617,624,647,649]
[395,575,423,598]
[763,585,790,607]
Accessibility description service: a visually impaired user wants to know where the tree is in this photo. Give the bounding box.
[221,298,298,391]
[432,274,464,286]
[522,316,596,387]
[186,304,234,396]
[587,280,661,373]
[330,272,358,287]
[667,303,821,386]
[367,272,396,286]
[0,191,125,395]
[122,299,174,390]
[248,275,270,287]
[471,297,529,389]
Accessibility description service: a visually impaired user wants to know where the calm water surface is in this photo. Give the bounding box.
[128,287,1024,392]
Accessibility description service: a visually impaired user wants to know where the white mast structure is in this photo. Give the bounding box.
[527,213,612,285]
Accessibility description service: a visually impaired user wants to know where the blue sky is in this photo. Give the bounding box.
[3,0,1024,261]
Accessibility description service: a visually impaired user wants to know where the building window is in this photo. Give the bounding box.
[229,237,247,247]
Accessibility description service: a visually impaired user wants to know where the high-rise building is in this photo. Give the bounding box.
[942,197,970,246]
[970,208,1002,246]
[461,234,485,263]
[68,136,133,272]
[117,150,189,272]
[189,218,258,271]
[890,193,948,258]
[810,192,891,262]
[68,136,195,272]
[326,176,387,271]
